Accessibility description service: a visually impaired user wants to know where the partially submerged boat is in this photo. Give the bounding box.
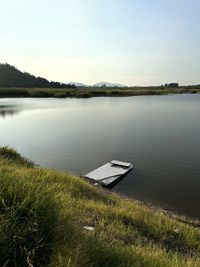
[84,160,133,187]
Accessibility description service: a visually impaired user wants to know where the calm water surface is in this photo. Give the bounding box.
[0,94,200,219]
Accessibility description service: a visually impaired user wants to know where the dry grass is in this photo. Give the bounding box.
[0,87,200,99]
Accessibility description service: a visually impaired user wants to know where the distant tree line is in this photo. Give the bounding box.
[161,83,200,89]
[0,63,76,88]
[163,83,179,88]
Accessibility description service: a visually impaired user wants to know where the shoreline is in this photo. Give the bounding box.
[0,87,200,98]
[99,185,200,227]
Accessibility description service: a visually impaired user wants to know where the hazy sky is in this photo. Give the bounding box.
[1,0,200,86]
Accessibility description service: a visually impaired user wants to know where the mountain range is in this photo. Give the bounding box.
[68,81,127,87]
[0,63,127,88]
[93,82,127,88]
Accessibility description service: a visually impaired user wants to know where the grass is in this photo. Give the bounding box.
[0,147,200,266]
[0,86,200,98]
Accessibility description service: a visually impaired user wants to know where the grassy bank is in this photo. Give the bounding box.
[0,87,200,98]
[0,147,200,267]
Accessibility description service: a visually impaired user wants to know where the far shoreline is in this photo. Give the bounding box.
[0,86,200,98]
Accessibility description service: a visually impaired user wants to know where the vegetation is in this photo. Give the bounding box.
[0,86,200,99]
[0,63,76,88]
[0,147,200,267]
[0,63,200,98]
[164,83,179,88]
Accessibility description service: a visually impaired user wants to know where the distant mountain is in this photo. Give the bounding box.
[93,82,127,88]
[68,82,88,87]
[69,82,127,87]
[0,63,76,88]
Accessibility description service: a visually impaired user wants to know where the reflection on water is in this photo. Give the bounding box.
[0,95,200,219]
[0,105,21,118]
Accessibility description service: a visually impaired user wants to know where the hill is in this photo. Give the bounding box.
[93,81,127,88]
[0,63,76,88]
[0,146,199,267]
[68,82,88,87]
[67,82,127,88]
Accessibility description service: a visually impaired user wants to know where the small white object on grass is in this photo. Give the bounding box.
[83,226,94,231]
[174,228,180,234]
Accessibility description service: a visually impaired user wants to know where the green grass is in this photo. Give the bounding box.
[0,147,200,266]
[0,87,200,98]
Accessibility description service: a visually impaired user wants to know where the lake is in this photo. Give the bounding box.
[0,94,200,219]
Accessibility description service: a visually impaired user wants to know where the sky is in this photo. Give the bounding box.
[0,0,200,86]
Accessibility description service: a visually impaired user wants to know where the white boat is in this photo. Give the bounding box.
[84,160,133,187]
